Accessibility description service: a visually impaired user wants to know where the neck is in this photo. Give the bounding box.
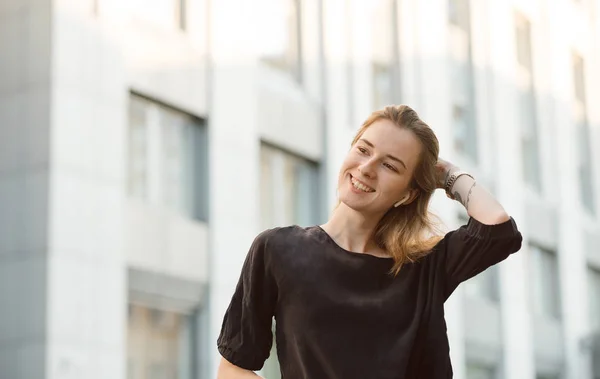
[320,202,386,254]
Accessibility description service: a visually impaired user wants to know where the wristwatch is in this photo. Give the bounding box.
[444,171,474,199]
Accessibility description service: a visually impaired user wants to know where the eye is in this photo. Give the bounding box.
[383,163,398,172]
[357,146,368,154]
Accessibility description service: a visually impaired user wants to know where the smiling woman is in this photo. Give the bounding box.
[335,106,443,274]
[217,104,522,379]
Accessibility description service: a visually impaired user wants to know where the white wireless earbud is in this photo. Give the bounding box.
[394,194,410,208]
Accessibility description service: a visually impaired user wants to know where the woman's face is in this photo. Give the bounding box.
[338,119,422,214]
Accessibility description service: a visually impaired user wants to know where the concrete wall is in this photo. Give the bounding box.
[48,2,127,377]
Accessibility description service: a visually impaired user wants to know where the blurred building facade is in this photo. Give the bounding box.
[0,0,599,379]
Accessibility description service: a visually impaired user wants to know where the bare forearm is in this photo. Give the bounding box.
[436,158,510,225]
[217,358,264,379]
[450,175,509,225]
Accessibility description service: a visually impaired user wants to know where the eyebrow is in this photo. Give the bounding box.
[359,138,407,170]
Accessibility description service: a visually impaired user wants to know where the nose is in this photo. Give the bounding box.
[358,158,377,178]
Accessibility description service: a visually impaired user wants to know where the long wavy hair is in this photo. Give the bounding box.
[350,105,444,275]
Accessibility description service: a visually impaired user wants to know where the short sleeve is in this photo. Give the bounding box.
[217,230,278,371]
[437,216,523,299]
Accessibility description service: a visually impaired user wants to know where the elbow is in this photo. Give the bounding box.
[492,211,510,225]
[472,211,511,226]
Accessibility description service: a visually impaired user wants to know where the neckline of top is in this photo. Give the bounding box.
[314,225,394,261]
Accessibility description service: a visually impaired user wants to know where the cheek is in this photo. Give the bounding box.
[339,155,356,174]
[381,176,410,197]
[337,156,356,186]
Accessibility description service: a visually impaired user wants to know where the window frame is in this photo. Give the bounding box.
[588,266,600,332]
[371,0,400,110]
[448,0,478,162]
[259,0,303,82]
[259,142,321,230]
[529,244,562,320]
[515,12,542,191]
[127,304,196,379]
[572,53,596,214]
[127,92,208,221]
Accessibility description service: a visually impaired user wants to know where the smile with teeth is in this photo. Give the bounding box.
[351,175,375,193]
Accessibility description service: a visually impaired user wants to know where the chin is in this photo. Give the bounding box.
[340,194,392,216]
[338,194,370,213]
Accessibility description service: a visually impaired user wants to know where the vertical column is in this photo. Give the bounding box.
[324,0,352,210]
[0,1,52,378]
[547,2,592,377]
[207,0,261,377]
[487,1,535,379]
[588,0,600,217]
[47,4,127,379]
[415,0,451,138]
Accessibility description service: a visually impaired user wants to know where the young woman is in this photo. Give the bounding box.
[216,105,522,379]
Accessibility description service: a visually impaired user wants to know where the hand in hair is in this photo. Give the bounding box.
[435,158,459,191]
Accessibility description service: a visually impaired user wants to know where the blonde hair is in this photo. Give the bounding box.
[351,105,443,275]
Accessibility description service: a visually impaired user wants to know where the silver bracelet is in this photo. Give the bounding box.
[444,171,474,200]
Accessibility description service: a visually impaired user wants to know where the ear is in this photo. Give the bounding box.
[402,189,420,205]
[393,194,409,207]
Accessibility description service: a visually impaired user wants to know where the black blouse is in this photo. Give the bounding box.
[217,217,522,379]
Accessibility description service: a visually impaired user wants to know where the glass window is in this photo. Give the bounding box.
[127,94,208,221]
[346,0,355,128]
[129,96,149,200]
[572,54,595,214]
[448,0,477,161]
[588,267,600,332]
[177,0,186,31]
[536,375,560,379]
[530,245,561,320]
[259,0,302,82]
[465,264,500,302]
[451,103,476,159]
[259,144,320,229]
[466,364,496,379]
[576,115,594,213]
[519,86,541,191]
[515,14,533,70]
[371,0,398,109]
[130,0,187,30]
[573,54,586,103]
[373,62,393,110]
[449,0,470,31]
[515,13,542,191]
[127,304,194,379]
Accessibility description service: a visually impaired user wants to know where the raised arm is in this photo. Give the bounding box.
[433,158,522,299]
[436,158,509,225]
